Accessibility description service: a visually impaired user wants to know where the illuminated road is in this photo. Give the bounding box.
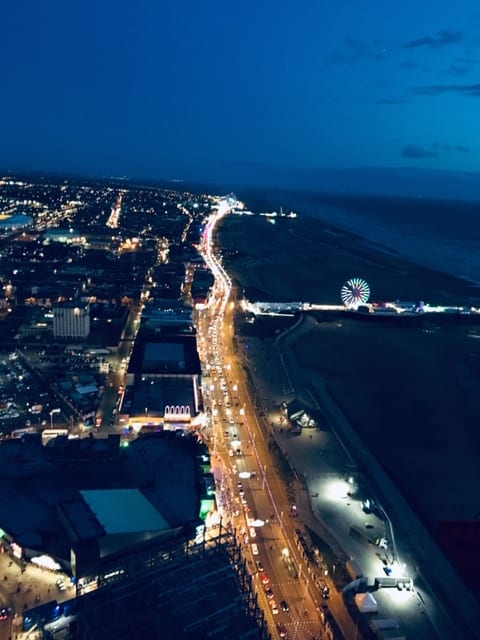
[197,199,326,640]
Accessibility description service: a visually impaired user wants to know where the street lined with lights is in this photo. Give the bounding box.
[197,198,331,639]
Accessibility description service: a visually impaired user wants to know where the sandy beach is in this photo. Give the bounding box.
[218,210,480,601]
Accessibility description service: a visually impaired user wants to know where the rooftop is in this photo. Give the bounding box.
[128,378,196,418]
[81,488,170,535]
[0,432,201,564]
[143,342,186,371]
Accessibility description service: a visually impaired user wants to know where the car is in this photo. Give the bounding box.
[249,527,256,538]
[251,543,259,555]
[256,560,264,571]
[270,601,279,615]
[276,622,288,638]
[264,587,274,600]
[280,599,290,612]
[321,585,330,599]
[0,608,9,621]
[261,572,270,585]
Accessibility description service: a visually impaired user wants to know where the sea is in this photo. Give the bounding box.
[240,189,480,287]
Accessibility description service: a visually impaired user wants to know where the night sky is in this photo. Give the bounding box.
[1,0,479,188]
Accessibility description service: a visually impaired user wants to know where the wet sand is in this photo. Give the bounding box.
[218,212,480,573]
[218,213,480,306]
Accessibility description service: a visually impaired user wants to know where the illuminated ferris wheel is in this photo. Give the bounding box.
[341,277,370,308]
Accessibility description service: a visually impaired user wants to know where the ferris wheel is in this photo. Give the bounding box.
[341,277,370,307]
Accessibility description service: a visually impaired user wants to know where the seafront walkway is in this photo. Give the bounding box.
[242,312,480,639]
[0,551,74,640]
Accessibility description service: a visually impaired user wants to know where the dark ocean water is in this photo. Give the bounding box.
[240,189,480,286]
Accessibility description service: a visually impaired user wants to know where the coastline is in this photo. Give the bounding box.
[218,211,480,306]
[236,189,480,287]
[218,210,480,604]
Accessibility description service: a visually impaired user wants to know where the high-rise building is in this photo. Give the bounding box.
[53,301,90,339]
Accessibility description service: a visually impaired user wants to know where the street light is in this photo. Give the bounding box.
[50,408,61,429]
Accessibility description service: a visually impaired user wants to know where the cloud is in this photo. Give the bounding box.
[401,61,421,69]
[410,83,480,97]
[456,56,479,65]
[377,98,408,105]
[401,145,438,159]
[443,65,468,76]
[328,37,387,64]
[442,143,471,152]
[422,142,470,153]
[404,29,463,49]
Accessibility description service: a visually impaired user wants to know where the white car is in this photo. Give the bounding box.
[251,543,259,555]
[249,527,256,538]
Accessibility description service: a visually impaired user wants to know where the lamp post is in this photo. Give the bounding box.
[50,408,61,429]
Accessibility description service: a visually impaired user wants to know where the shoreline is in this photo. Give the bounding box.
[218,211,480,306]
[219,210,480,605]
[236,189,480,287]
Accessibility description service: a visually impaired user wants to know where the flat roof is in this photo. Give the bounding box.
[81,489,170,535]
[129,334,202,376]
[143,342,185,370]
[129,378,196,417]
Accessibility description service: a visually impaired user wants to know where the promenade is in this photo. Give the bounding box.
[240,312,480,640]
[0,551,74,640]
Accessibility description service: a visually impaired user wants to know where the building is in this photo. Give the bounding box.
[58,488,180,579]
[123,333,203,434]
[0,432,205,581]
[53,301,90,339]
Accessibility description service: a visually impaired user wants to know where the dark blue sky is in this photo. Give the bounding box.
[1,0,479,190]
